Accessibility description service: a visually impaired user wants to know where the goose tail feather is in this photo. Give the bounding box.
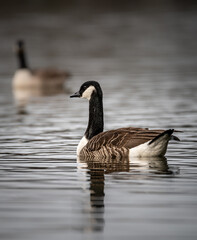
[148,129,175,145]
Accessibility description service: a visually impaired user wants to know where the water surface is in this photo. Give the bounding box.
[0,4,197,240]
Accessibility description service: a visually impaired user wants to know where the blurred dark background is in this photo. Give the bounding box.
[0,0,197,81]
[1,0,197,13]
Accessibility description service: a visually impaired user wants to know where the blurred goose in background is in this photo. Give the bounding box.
[70,81,180,159]
[12,40,70,90]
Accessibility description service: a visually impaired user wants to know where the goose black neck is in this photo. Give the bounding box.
[85,91,104,140]
[17,48,28,69]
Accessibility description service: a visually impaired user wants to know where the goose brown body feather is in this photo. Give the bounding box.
[80,127,167,158]
[31,68,70,80]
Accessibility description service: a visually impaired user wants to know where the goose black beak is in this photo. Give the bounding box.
[70,91,80,98]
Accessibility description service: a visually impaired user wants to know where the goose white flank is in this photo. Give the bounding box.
[70,81,180,159]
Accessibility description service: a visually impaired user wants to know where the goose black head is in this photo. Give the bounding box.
[70,81,103,100]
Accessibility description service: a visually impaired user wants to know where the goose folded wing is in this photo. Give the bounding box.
[32,68,69,79]
[85,128,165,151]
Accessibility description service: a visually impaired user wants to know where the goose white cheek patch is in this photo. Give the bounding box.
[81,86,96,100]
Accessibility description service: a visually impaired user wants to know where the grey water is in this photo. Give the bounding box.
[0,2,197,240]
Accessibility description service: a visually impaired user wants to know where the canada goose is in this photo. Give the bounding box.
[12,40,70,89]
[70,81,180,158]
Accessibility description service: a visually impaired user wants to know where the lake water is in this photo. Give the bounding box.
[0,3,197,240]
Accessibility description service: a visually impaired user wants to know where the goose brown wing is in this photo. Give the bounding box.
[32,68,69,79]
[85,128,165,151]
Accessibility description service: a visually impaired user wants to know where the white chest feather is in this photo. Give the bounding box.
[77,136,88,155]
[12,69,32,88]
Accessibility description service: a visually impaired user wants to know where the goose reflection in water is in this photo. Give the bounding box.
[77,155,174,232]
[13,87,67,114]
